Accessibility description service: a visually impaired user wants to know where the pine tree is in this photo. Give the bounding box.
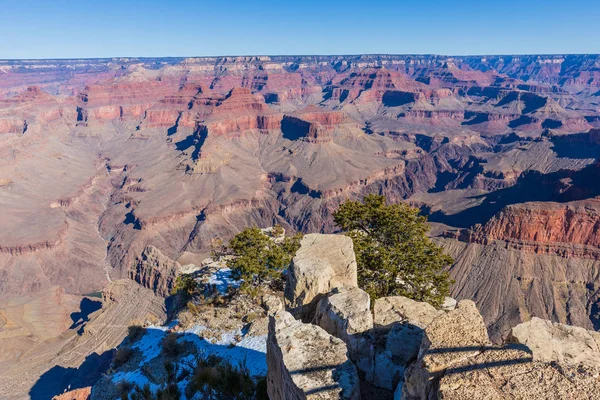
[333,194,453,307]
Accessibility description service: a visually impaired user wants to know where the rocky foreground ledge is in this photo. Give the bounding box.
[267,233,600,399]
[54,233,600,399]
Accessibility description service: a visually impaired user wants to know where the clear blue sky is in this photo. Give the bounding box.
[1,0,599,59]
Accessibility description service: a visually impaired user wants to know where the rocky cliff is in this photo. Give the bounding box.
[268,233,600,399]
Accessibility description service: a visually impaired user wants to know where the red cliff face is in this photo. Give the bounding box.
[0,117,27,134]
[200,114,283,137]
[281,108,352,143]
[461,200,600,258]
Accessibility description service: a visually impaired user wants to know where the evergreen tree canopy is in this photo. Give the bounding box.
[333,194,453,307]
[227,227,302,291]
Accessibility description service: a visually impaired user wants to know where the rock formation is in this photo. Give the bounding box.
[267,310,361,400]
[129,245,180,297]
[285,234,358,321]
[371,296,444,390]
[399,299,600,399]
[508,317,600,368]
[314,287,374,379]
[271,233,600,399]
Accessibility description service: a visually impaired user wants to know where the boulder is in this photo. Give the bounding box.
[402,300,490,399]
[314,287,374,379]
[437,347,600,400]
[508,317,600,369]
[370,296,443,390]
[267,310,361,400]
[420,300,490,373]
[373,296,442,329]
[441,296,457,311]
[285,234,357,321]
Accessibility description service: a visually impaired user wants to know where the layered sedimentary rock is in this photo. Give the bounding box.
[267,310,361,400]
[3,54,600,396]
[284,234,358,321]
[508,317,600,368]
[0,280,166,400]
[473,200,600,253]
[129,245,180,297]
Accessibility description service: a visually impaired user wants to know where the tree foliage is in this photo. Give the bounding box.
[333,194,453,307]
[186,354,268,400]
[227,227,302,291]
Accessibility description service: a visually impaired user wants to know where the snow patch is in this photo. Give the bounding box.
[206,268,241,293]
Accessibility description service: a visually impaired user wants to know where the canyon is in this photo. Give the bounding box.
[2,54,600,398]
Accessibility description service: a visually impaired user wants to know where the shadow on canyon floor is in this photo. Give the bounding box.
[30,324,268,400]
[428,162,600,228]
[29,350,115,400]
[69,298,102,334]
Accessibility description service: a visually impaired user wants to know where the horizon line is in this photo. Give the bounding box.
[1,52,600,62]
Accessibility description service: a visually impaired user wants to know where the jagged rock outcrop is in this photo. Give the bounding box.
[402,300,490,399]
[436,347,600,400]
[372,296,444,390]
[285,234,358,321]
[128,246,180,297]
[267,310,361,400]
[402,300,600,399]
[508,317,600,368]
[314,287,374,379]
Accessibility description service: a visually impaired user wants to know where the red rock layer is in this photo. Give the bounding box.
[449,200,600,259]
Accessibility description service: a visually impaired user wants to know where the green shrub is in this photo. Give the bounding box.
[227,227,302,292]
[186,354,267,400]
[161,332,185,357]
[172,274,198,298]
[127,325,145,343]
[333,194,453,307]
[113,346,134,369]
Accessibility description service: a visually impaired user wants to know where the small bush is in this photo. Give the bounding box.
[113,346,134,369]
[117,380,134,398]
[155,382,180,400]
[172,274,198,298]
[186,354,267,400]
[227,227,302,293]
[162,332,185,357]
[130,384,152,400]
[127,325,145,342]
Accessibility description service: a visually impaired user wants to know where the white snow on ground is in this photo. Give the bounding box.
[179,325,267,376]
[131,326,170,365]
[111,370,159,392]
[111,323,268,393]
[206,267,241,293]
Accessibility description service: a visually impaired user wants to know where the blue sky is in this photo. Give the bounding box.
[0,0,599,59]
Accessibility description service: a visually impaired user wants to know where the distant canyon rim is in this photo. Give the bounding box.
[1,53,600,397]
